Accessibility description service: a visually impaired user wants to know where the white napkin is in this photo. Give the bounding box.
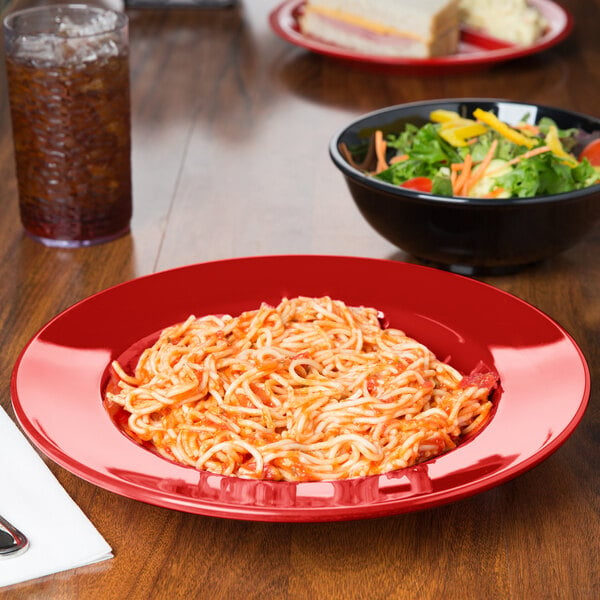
[0,407,113,588]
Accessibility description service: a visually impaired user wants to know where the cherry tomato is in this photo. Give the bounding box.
[400,177,433,192]
[579,139,600,166]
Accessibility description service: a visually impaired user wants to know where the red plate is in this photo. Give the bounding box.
[269,0,573,75]
[11,256,589,522]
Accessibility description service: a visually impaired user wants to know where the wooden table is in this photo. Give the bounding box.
[1,1,598,597]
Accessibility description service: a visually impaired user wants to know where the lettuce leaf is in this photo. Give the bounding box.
[377,123,461,185]
[495,152,597,197]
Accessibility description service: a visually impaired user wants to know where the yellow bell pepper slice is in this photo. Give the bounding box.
[431,110,489,146]
[545,125,579,167]
[439,117,478,130]
[439,123,488,147]
[473,108,536,148]
[455,123,488,138]
[440,128,470,147]
[430,109,463,123]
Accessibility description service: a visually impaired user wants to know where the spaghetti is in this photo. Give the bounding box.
[105,296,496,481]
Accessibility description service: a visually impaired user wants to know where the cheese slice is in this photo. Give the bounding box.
[305,6,427,42]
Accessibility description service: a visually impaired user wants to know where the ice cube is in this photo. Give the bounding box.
[9,11,125,66]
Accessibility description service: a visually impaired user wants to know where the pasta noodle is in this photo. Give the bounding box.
[105,296,496,481]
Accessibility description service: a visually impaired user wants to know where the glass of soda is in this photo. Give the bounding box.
[3,4,132,247]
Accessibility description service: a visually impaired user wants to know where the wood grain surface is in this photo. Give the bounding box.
[1,1,598,598]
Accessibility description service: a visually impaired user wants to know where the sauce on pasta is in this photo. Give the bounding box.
[105,296,496,481]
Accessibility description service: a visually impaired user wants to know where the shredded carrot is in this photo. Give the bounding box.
[506,144,550,165]
[485,145,551,178]
[464,140,498,195]
[452,154,473,196]
[340,138,377,172]
[374,130,388,173]
[480,187,506,199]
[516,123,541,136]
[339,143,361,170]
[390,154,409,164]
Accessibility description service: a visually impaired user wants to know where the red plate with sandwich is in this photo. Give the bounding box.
[269,0,573,75]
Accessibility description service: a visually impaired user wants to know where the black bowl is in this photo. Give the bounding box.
[330,99,600,275]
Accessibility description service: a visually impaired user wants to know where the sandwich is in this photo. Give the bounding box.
[298,0,460,58]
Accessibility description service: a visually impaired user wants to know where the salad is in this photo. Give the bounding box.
[342,108,600,198]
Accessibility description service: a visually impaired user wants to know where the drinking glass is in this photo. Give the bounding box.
[3,4,132,247]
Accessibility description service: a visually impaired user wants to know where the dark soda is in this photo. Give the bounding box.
[4,6,132,247]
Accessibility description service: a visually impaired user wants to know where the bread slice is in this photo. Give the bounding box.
[299,0,460,58]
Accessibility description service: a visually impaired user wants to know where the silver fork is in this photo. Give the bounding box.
[0,514,29,557]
